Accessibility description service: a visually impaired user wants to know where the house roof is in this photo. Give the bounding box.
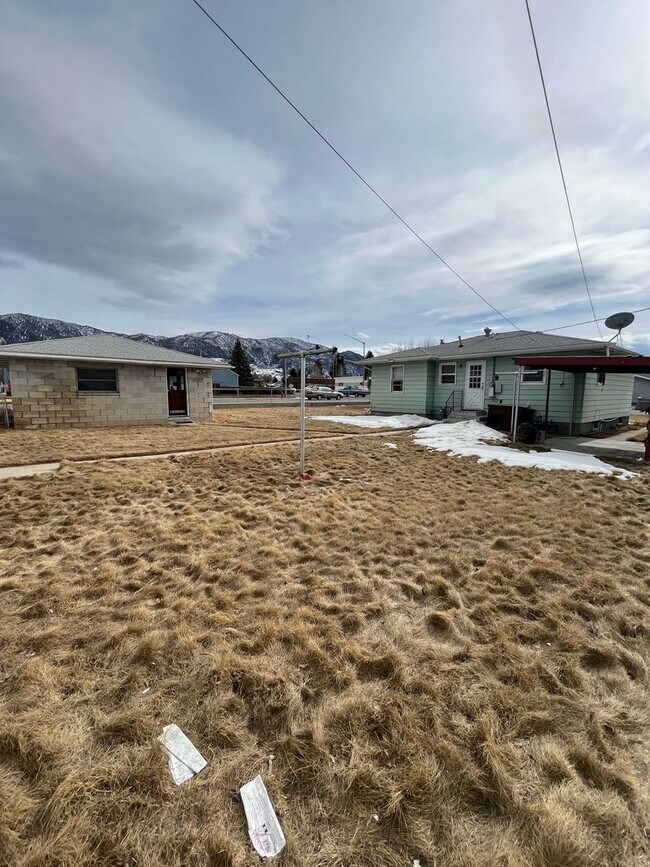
[365,330,638,365]
[0,335,231,369]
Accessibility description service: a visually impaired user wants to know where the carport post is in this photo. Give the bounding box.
[544,368,552,427]
[511,370,521,442]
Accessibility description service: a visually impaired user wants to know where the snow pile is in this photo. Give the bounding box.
[413,420,638,478]
[311,414,436,429]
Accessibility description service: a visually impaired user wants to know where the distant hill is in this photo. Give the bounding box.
[0,313,364,374]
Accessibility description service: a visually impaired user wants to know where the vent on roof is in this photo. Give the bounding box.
[440,339,445,345]
[457,336,463,347]
[484,327,492,337]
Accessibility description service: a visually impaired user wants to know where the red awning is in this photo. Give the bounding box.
[513,355,650,374]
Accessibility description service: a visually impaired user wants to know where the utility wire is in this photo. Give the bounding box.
[188,0,523,332]
[542,306,650,333]
[524,0,603,339]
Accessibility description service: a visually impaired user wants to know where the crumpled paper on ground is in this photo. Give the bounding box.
[240,775,286,859]
[158,724,207,785]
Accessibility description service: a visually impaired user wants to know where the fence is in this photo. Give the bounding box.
[213,386,295,400]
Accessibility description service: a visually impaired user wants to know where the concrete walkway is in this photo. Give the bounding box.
[0,428,409,481]
[545,428,645,462]
[0,462,60,480]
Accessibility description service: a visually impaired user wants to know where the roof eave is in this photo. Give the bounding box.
[364,342,637,364]
[0,350,230,369]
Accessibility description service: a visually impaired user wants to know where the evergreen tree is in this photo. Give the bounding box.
[288,366,300,378]
[311,360,325,379]
[229,338,254,387]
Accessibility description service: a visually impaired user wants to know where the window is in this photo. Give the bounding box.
[468,363,484,389]
[521,365,546,384]
[597,372,606,385]
[390,364,404,393]
[439,362,456,385]
[76,367,118,392]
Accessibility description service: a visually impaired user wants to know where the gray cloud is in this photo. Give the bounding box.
[0,0,648,352]
[0,5,281,308]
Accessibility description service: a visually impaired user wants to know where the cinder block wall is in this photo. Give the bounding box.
[9,360,213,429]
[187,369,213,421]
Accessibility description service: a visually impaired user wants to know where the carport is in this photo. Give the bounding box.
[513,355,650,460]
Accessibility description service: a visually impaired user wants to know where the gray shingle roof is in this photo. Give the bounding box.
[365,330,637,365]
[0,335,230,368]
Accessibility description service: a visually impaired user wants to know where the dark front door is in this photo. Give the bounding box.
[167,368,188,415]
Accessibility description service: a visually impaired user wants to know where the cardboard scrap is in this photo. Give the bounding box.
[240,774,286,859]
[158,724,207,785]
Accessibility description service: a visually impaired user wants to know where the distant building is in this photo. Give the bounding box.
[212,368,239,388]
[632,374,650,407]
[334,375,364,390]
[0,335,230,429]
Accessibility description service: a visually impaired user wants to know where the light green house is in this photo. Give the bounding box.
[365,330,637,436]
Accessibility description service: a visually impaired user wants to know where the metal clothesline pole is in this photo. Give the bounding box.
[276,344,337,479]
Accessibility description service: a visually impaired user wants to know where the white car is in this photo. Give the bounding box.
[305,386,343,401]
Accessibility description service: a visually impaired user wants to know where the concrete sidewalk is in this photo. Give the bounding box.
[545,429,645,462]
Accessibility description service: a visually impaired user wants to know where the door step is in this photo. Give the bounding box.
[169,417,195,425]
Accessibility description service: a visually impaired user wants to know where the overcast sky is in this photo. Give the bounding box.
[0,0,648,353]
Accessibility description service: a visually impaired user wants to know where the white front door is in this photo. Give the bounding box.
[464,361,486,409]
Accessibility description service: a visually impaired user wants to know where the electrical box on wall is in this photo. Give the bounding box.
[488,382,503,398]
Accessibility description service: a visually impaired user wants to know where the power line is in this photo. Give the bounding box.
[188,0,524,332]
[524,0,603,339]
[542,306,650,333]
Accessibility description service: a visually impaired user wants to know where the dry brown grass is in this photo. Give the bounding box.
[1,436,648,866]
[0,405,369,467]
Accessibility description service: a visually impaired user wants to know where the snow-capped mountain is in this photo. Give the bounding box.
[0,313,364,373]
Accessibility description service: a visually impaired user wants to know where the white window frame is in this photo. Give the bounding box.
[521,365,547,385]
[390,364,405,394]
[439,362,457,386]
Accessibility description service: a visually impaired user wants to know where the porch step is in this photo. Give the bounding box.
[445,410,487,422]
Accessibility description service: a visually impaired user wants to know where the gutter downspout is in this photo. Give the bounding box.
[569,372,576,436]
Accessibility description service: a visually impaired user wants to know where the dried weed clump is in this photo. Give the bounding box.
[0,436,648,866]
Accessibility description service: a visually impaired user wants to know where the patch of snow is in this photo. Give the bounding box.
[412,420,638,479]
[384,442,397,449]
[311,414,436,429]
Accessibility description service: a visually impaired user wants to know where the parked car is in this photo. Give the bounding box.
[305,386,343,400]
[339,385,370,397]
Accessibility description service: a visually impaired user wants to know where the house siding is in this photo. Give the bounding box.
[9,359,213,429]
[370,361,433,415]
[577,373,633,432]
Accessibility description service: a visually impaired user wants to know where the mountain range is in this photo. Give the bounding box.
[0,313,364,373]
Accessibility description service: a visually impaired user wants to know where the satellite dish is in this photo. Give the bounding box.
[604,311,635,331]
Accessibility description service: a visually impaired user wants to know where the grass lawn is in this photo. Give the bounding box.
[0,434,648,866]
[0,406,370,467]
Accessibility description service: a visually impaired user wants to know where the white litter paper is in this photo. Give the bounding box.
[384,442,397,449]
[240,775,286,859]
[158,724,207,785]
